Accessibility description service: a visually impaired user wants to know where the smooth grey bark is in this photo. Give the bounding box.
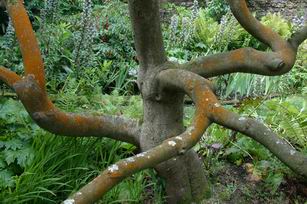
[128,0,211,203]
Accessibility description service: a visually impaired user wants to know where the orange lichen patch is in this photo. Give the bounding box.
[7,0,46,91]
[184,78,195,93]
[261,27,275,39]
[192,115,209,141]
[278,48,296,69]
[200,48,247,72]
[74,115,87,125]
[183,80,215,141]
[200,58,216,70]
[230,49,245,63]
[237,0,250,21]
[202,49,245,71]
[0,66,21,87]
[207,103,235,125]
[191,82,224,121]
[108,172,123,178]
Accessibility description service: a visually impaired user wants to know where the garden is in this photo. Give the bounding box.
[0,0,306,203]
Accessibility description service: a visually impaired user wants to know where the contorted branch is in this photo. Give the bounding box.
[180,48,293,77]
[228,0,306,52]
[12,75,140,145]
[162,70,307,178]
[181,0,306,78]
[65,68,215,204]
[159,70,307,178]
[0,0,141,145]
[170,72,307,177]
[208,105,307,178]
[228,0,285,50]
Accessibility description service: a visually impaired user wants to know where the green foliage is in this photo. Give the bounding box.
[0,98,37,190]
[194,10,295,53]
[261,13,293,39]
[256,96,307,148]
[224,137,271,165]
[206,0,230,21]
[91,1,137,93]
[0,95,162,203]
[199,96,307,194]
[162,4,198,63]
[1,0,137,95]
[213,13,306,99]
[194,9,219,48]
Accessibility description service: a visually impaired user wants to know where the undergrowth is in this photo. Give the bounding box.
[0,95,165,203]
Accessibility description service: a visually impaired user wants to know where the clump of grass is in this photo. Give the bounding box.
[0,94,164,203]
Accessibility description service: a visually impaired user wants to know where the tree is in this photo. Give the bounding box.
[0,0,306,203]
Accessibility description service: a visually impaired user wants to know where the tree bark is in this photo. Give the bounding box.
[141,93,211,203]
[129,1,211,203]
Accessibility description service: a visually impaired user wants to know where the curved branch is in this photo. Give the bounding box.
[227,0,286,50]
[0,66,21,87]
[206,100,307,178]
[228,0,306,51]
[6,0,46,91]
[164,70,307,179]
[181,0,305,78]
[65,69,214,203]
[0,1,141,145]
[12,75,140,145]
[180,48,291,77]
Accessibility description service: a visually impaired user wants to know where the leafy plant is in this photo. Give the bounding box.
[0,93,154,203]
[201,96,307,194]
[261,13,293,39]
[0,98,37,190]
[215,12,305,99]
[206,0,230,21]
[194,9,219,49]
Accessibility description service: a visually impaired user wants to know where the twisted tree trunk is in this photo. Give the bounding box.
[129,1,211,202]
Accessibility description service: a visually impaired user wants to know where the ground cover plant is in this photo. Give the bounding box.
[0,0,306,203]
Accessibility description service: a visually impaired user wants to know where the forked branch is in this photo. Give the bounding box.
[161,70,307,178]
[165,70,307,178]
[173,70,307,177]
[65,68,215,203]
[181,0,306,78]
[0,0,141,145]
